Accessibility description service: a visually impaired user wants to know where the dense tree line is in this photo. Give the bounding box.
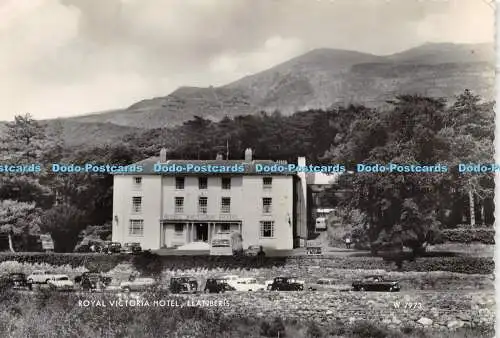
[0,90,494,253]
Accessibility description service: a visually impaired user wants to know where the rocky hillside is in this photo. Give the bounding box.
[16,42,495,146]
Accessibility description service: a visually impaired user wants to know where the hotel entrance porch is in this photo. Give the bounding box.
[161,219,242,248]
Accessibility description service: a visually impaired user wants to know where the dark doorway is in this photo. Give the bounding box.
[196,223,208,242]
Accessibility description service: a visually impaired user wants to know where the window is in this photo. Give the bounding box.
[175,197,184,213]
[262,198,272,214]
[260,221,274,238]
[221,177,231,190]
[175,177,185,190]
[198,197,208,214]
[132,197,142,213]
[129,220,144,236]
[174,224,184,233]
[221,197,231,213]
[133,177,142,188]
[263,177,272,189]
[221,224,230,232]
[198,177,207,189]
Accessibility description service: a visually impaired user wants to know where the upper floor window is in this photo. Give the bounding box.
[198,197,208,214]
[221,197,231,213]
[262,197,272,214]
[221,177,231,190]
[129,220,144,236]
[175,197,184,213]
[263,177,272,189]
[198,177,208,189]
[133,177,142,189]
[175,177,185,190]
[132,196,142,213]
[260,221,274,238]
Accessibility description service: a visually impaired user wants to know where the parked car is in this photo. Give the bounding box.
[27,271,63,285]
[244,245,266,256]
[120,277,156,292]
[204,278,236,293]
[268,277,305,291]
[308,278,351,291]
[228,277,266,291]
[75,271,112,286]
[104,242,122,254]
[48,275,75,291]
[169,277,198,294]
[121,242,142,254]
[352,275,401,292]
[219,275,240,282]
[265,280,274,290]
[7,273,29,289]
[74,244,91,253]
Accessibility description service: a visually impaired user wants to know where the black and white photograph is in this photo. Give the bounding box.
[0,0,495,337]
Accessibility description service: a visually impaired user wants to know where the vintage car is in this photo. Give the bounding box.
[268,277,305,291]
[27,270,63,285]
[104,242,122,254]
[47,275,75,291]
[204,278,236,293]
[169,276,198,294]
[265,280,274,290]
[229,277,266,292]
[75,271,112,286]
[244,245,265,256]
[352,275,401,292]
[121,242,142,254]
[120,277,156,292]
[7,273,29,288]
[307,278,351,291]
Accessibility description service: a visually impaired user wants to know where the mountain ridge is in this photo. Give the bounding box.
[7,42,494,146]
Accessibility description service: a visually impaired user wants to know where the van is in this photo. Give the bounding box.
[315,217,327,231]
[209,238,232,256]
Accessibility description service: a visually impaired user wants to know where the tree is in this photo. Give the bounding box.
[324,94,489,257]
[0,200,40,252]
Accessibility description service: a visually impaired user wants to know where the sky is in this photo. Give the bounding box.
[0,0,495,120]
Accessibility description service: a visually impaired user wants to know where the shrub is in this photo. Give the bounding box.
[260,317,286,337]
[350,320,391,338]
[441,229,495,245]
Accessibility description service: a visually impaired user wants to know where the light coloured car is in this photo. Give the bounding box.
[120,277,157,292]
[219,275,240,282]
[229,277,266,292]
[27,270,63,284]
[47,275,75,291]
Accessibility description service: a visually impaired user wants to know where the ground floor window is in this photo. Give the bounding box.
[221,223,230,232]
[129,219,144,236]
[260,221,274,238]
[174,223,184,233]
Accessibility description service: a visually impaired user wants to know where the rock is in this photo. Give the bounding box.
[447,320,465,330]
[417,317,433,326]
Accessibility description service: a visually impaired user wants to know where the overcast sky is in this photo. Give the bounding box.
[0,0,494,120]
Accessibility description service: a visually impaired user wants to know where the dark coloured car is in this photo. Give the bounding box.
[269,277,305,291]
[169,277,198,294]
[104,242,122,254]
[121,242,142,254]
[75,271,112,287]
[204,278,236,293]
[8,273,29,288]
[352,275,400,292]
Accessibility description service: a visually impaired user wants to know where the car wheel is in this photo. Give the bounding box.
[248,289,252,292]
[45,279,50,284]
[123,287,131,293]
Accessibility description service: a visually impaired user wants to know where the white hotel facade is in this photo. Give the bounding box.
[111,149,312,251]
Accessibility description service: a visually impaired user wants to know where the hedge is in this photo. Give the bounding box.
[441,228,495,244]
[0,253,493,274]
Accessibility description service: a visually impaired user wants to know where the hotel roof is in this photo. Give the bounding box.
[113,156,298,176]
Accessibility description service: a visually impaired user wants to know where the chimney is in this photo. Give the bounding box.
[160,148,167,162]
[244,148,252,161]
[297,156,306,167]
[216,153,223,160]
